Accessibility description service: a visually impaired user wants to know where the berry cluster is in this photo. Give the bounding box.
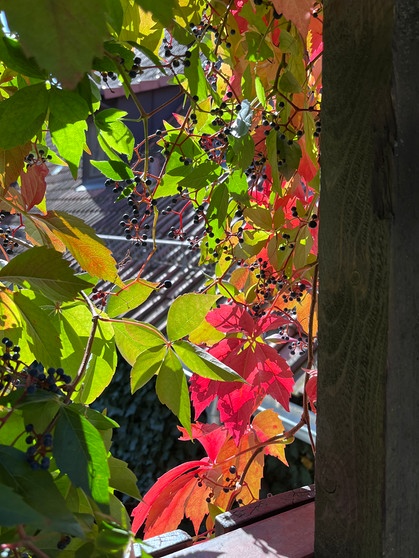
[0,217,18,256]
[24,423,53,470]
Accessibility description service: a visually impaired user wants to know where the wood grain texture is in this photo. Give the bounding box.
[385,0,419,554]
[316,0,419,556]
[316,0,393,555]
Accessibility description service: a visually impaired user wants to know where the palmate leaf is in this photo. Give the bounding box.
[132,418,277,538]
[36,211,123,286]
[0,445,83,536]
[13,290,62,366]
[130,344,166,393]
[156,348,191,434]
[54,406,110,511]
[0,246,91,301]
[167,293,220,341]
[0,483,45,526]
[108,456,141,500]
[1,0,109,88]
[113,320,166,365]
[49,88,89,178]
[75,320,117,405]
[0,82,49,150]
[173,340,243,383]
[106,278,158,318]
[20,161,48,210]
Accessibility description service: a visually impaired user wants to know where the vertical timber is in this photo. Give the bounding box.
[316,0,419,555]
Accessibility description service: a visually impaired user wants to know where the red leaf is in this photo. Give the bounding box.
[272,0,315,40]
[178,423,228,462]
[131,459,209,535]
[305,369,317,413]
[206,304,254,334]
[20,162,48,210]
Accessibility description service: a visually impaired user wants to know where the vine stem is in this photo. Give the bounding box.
[63,291,99,403]
[302,261,318,454]
[16,525,50,558]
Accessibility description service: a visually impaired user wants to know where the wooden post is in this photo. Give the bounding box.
[316,0,419,555]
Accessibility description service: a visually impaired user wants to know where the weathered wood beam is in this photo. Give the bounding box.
[316,0,419,555]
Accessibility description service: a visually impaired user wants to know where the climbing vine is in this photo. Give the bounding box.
[0,0,321,555]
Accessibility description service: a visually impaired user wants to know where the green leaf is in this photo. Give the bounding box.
[104,0,124,34]
[49,88,89,178]
[54,407,110,510]
[0,445,83,536]
[131,344,166,393]
[90,159,134,181]
[206,183,229,241]
[75,320,117,405]
[113,320,166,365]
[2,0,109,88]
[278,70,302,93]
[0,34,46,79]
[13,290,62,365]
[276,135,302,180]
[156,349,191,434]
[246,31,274,61]
[266,129,280,193]
[167,293,220,341]
[255,75,267,108]
[134,0,176,29]
[173,340,244,382]
[227,134,255,172]
[70,404,119,430]
[183,45,208,102]
[95,109,134,158]
[106,278,157,318]
[20,397,62,435]
[39,211,122,286]
[0,246,91,301]
[0,483,45,526]
[108,456,141,500]
[226,171,250,203]
[0,82,48,149]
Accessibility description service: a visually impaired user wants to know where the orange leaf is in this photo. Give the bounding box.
[295,291,318,336]
[0,142,32,193]
[37,211,123,286]
[0,289,21,329]
[272,0,315,40]
[252,409,288,466]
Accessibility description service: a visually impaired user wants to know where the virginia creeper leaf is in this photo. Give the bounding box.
[156,349,191,434]
[54,407,110,510]
[0,83,48,149]
[49,88,89,178]
[2,0,108,88]
[75,320,117,405]
[0,246,91,301]
[0,483,45,526]
[38,211,122,286]
[106,279,158,318]
[131,344,166,393]
[113,320,166,366]
[134,0,175,27]
[90,159,134,181]
[173,340,243,382]
[95,109,134,158]
[167,293,220,341]
[0,35,46,79]
[108,456,141,500]
[20,161,48,210]
[0,445,83,536]
[13,290,62,365]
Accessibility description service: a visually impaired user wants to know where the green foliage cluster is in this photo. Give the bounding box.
[0,0,321,555]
